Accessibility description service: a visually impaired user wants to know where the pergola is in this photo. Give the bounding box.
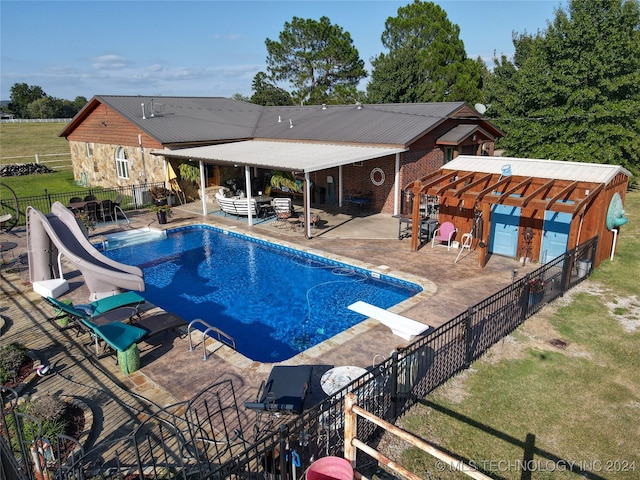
[405,156,630,267]
[153,140,406,237]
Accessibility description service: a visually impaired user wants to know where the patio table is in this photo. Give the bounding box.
[320,365,369,396]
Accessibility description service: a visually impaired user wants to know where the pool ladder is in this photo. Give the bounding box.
[188,318,236,361]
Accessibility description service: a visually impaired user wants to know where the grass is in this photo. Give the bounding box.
[1,122,78,196]
[0,122,69,159]
[395,190,640,479]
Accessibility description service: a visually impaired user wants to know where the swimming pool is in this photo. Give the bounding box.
[103,225,422,362]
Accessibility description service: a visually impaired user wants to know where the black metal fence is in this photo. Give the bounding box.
[1,237,598,480]
[4,182,167,228]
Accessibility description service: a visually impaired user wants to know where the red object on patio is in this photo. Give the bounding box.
[306,456,354,480]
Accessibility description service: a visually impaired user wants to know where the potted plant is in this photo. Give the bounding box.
[150,204,172,224]
[149,186,171,205]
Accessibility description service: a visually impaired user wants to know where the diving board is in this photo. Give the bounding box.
[348,301,431,341]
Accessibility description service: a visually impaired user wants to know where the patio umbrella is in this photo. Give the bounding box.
[166,163,185,204]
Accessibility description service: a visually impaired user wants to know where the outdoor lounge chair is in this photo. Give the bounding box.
[81,312,188,358]
[244,365,313,415]
[81,319,149,357]
[44,292,145,330]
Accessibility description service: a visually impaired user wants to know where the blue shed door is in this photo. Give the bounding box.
[540,210,572,263]
[490,204,521,257]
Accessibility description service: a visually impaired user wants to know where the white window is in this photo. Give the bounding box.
[86,142,93,158]
[115,146,129,179]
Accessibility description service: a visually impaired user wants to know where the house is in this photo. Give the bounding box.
[59,96,503,220]
[405,155,631,268]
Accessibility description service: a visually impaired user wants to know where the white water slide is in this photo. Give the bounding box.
[27,202,145,300]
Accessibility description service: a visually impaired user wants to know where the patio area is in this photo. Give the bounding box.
[1,199,537,454]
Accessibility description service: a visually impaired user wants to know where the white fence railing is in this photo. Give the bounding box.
[0,118,71,123]
[1,153,72,169]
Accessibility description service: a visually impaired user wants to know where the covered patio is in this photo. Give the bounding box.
[152,140,406,238]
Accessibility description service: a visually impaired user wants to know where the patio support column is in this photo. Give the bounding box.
[244,165,253,227]
[199,159,207,216]
[338,166,344,207]
[304,171,312,238]
[393,152,401,216]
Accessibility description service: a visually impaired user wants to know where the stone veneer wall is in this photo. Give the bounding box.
[69,141,166,188]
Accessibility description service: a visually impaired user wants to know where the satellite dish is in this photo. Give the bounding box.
[474,103,487,114]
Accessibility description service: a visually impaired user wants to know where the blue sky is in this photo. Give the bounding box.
[1,0,566,102]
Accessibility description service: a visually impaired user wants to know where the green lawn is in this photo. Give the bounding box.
[1,122,78,196]
[396,191,640,479]
[0,122,69,159]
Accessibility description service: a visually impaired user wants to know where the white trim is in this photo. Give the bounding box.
[153,140,406,174]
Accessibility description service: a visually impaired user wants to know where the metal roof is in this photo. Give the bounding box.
[252,102,470,145]
[153,140,406,173]
[446,155,631,184]
[436,124,490,145]
[62,96,501,147]
[64,96,263,144]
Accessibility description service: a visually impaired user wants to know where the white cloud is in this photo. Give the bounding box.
[92,55,132,70]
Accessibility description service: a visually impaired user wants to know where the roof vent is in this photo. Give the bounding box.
[278,115,282,123]
[322,104,327,110]
[141,103,146,120]
[289,119,293,128]
[356,102,362,110]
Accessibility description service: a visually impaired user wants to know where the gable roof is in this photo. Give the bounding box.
[60,96,501,147]
[60,96,263,144]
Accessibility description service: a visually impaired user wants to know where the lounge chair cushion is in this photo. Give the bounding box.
[75,291,145,315]
[87,321,148,352]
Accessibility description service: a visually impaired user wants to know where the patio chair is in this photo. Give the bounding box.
[99,199,115,222]
[431,221,457,250]
[84,201,99,221]
[272,198,293,228]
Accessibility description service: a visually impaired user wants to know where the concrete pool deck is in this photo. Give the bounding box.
[0,201,537,448]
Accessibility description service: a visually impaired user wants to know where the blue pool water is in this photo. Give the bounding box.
[104,225,421,362]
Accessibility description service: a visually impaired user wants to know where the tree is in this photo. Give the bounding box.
[265,16,367,105]
[367,1,484,104]
[485,0,640,175]
[7,83,86,119]
[250,72,294,106]
[230,93,250,103]
[8,83,47,118]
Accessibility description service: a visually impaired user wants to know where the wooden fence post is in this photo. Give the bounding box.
[344,393,358,467]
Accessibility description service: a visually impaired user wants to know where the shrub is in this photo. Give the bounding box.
[29,395,67,423]
[0,342,28,384]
